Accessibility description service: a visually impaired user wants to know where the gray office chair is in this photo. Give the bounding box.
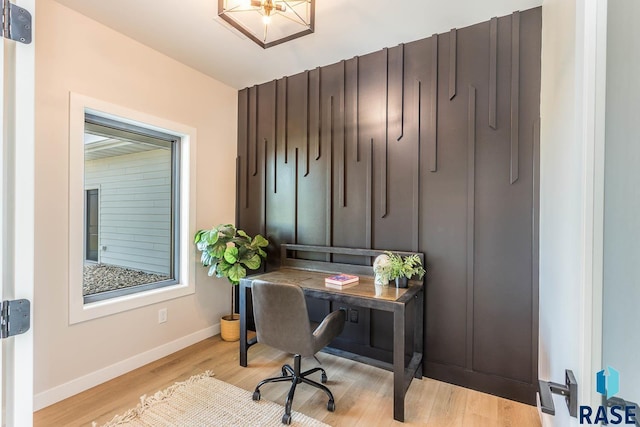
[250,280,346,425]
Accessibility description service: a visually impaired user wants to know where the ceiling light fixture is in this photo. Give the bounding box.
[218,0,315,49]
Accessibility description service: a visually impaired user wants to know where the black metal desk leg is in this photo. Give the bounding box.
[393,305,405,422]
[239,282,248,367]
[414,290,424,379]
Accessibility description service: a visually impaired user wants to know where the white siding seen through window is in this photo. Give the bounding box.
[85,149,172,275]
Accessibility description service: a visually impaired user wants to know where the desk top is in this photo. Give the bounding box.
[243,268,420,303]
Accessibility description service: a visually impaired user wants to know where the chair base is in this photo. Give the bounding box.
[252,354,335,425]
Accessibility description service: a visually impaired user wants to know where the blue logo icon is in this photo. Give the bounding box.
[597,366,620,399]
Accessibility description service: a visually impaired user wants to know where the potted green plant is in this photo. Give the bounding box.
[385,251,426,288]
[194,224,269,341]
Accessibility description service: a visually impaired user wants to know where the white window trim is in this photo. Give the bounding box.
[69,93,197,324]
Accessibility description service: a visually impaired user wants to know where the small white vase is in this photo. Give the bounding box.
[374,273,389,286]
[374,284,384,297]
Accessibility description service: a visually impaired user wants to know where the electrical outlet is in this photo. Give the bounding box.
[350,309,359,323]
[158,308,168,323]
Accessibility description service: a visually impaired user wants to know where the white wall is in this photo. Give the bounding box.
[602,0,640,403]
[34,0,237,408]
[539,0,582,421]
[85,149,172,274]
[539,0,600,425]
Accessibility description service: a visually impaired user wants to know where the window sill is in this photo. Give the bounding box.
[69,280,194,324]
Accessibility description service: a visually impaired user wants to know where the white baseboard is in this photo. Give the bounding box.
[34,324,220,411]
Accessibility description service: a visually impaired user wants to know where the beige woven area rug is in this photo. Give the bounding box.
[97,371,330,427]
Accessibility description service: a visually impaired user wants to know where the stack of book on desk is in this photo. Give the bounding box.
[324,274,359,289]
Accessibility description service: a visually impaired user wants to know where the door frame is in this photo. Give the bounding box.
[1,0,36,425]
[580,0,607,413]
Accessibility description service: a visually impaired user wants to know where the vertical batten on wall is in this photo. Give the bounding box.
[305,71,311,177]
[238,89,249,208]
[510,11,520,184]
[449,29,457,100]
[413,80,421,252]
[429,34,438,172]
[293,148,299,243]
[326,97,334,251]
[400,44,405,142]
[355,59,360,162]
[253,88,259,177]
[247,87,256,206]
[466,85,476,370]
[262,139,267,236]
[489,17,498,130]
[316,68,322,160]
[381,136,388,219]
[235,156,241,226]
[385,47,390,138]
[380,45,406,220]
[284,77,289,164]
[245,89,251,207]
[382,48,389,219]
[346,58,358,170]
[279,81,287,166]
[275,80,285,193]
[379,48,389,218]
[273,80,279,194]
[309,68,320,165]
[366,139,373,249]
[339,62,346,207]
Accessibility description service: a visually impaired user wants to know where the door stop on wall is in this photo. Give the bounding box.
[538,369,578,417]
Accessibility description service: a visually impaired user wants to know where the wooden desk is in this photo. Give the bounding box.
[239,268,424,422]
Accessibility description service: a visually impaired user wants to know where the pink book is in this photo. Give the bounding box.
[324,274,359,288]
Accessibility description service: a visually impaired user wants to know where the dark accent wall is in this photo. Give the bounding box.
[236,8,541,404]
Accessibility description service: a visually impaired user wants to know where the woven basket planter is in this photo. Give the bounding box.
[220,314,240,342]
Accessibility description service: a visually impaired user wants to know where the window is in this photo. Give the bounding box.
[82,115,180,303]
[69,93,196,324]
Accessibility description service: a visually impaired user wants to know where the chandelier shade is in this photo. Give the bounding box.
[218,0,315,49]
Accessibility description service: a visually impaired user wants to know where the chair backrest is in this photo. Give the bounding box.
[251,280,315,356]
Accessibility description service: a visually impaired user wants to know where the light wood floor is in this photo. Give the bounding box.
[34,336,542,426]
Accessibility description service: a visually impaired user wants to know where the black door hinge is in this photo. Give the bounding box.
[0,299,30,339]
[539,369,578,418]
[2,0,31,44]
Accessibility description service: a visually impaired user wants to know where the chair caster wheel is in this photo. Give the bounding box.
[282,413,292,424]
[327,400,335,412]
[321,373,328,384]
[252,391,261,401]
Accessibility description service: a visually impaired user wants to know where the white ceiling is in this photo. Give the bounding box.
[54,0,542,90]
